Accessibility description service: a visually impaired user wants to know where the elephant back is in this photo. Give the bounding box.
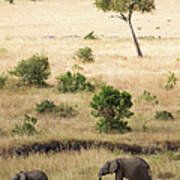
[27,170,48,180]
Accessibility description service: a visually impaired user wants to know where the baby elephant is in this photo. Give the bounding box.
[98,157,152,180]
[12,170,48,180]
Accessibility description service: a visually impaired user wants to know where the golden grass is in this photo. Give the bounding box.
[0,0,180,149]
[0,1,180,179]
[0,149,180,180]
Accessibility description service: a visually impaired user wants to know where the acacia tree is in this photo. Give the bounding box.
[95,0,155,57]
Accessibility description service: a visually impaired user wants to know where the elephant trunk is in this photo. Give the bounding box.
[98,176,102,180]
[98,171,103,180]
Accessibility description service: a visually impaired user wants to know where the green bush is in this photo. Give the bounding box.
[84,31,97,40]
[55,103,77,117]
[36,100,56,113]
[0,73,7,89]
[165,71,177,89]
[11,114,38,136]
[56,71,95,93]
[90,86,133,133]
[154,110,174,120]
[9,54,50,86]
[74,47,94,63]
[36,99,77,117]
[135,90,159,106]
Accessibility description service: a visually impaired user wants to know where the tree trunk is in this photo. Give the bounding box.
[128,20,143,57]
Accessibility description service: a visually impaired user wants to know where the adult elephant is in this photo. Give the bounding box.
[98,157,152,180]
[12,170,48,180]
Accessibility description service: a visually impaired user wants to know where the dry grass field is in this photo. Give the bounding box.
[0,0,180,179]
[1,149,180,180]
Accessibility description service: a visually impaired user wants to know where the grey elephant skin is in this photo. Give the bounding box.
[98,157,152,180]
[12,170,48,180]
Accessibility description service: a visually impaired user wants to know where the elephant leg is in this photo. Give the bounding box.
[134,166,152,180]
[116,170,123,180]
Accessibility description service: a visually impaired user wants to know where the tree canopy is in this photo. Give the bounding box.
[94,0,155,57]
[95,0,155,14]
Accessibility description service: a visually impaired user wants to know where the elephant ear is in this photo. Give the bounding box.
[109,160,118,174]
[19,172,26,180]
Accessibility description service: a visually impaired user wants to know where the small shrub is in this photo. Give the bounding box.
[84,31,97,40]
[135,90,159,106]
[165,71,177,89]
[72,64,83,71]
[9,54,50,86]
[154,110,174,120]
[11,114,38,136]
[56,71,95,93]
[36,100,56,113]
[36,99,77,117]
[90,85,133,133]
[74,47,94,63]
[0,73,7,89]
[55,103,77,117]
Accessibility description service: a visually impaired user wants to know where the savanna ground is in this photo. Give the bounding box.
[0,0,180,179]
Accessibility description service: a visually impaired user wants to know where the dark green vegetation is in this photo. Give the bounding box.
[36,100,56,113]
[154,110,174,120]
[56,71,95,93]
[84,31,97,40]
[0,73,7,89]
[36,99,77,117]
[90,86,133,133]
[9,54,50,86]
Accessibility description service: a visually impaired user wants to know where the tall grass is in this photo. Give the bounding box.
[1,149,180,180]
